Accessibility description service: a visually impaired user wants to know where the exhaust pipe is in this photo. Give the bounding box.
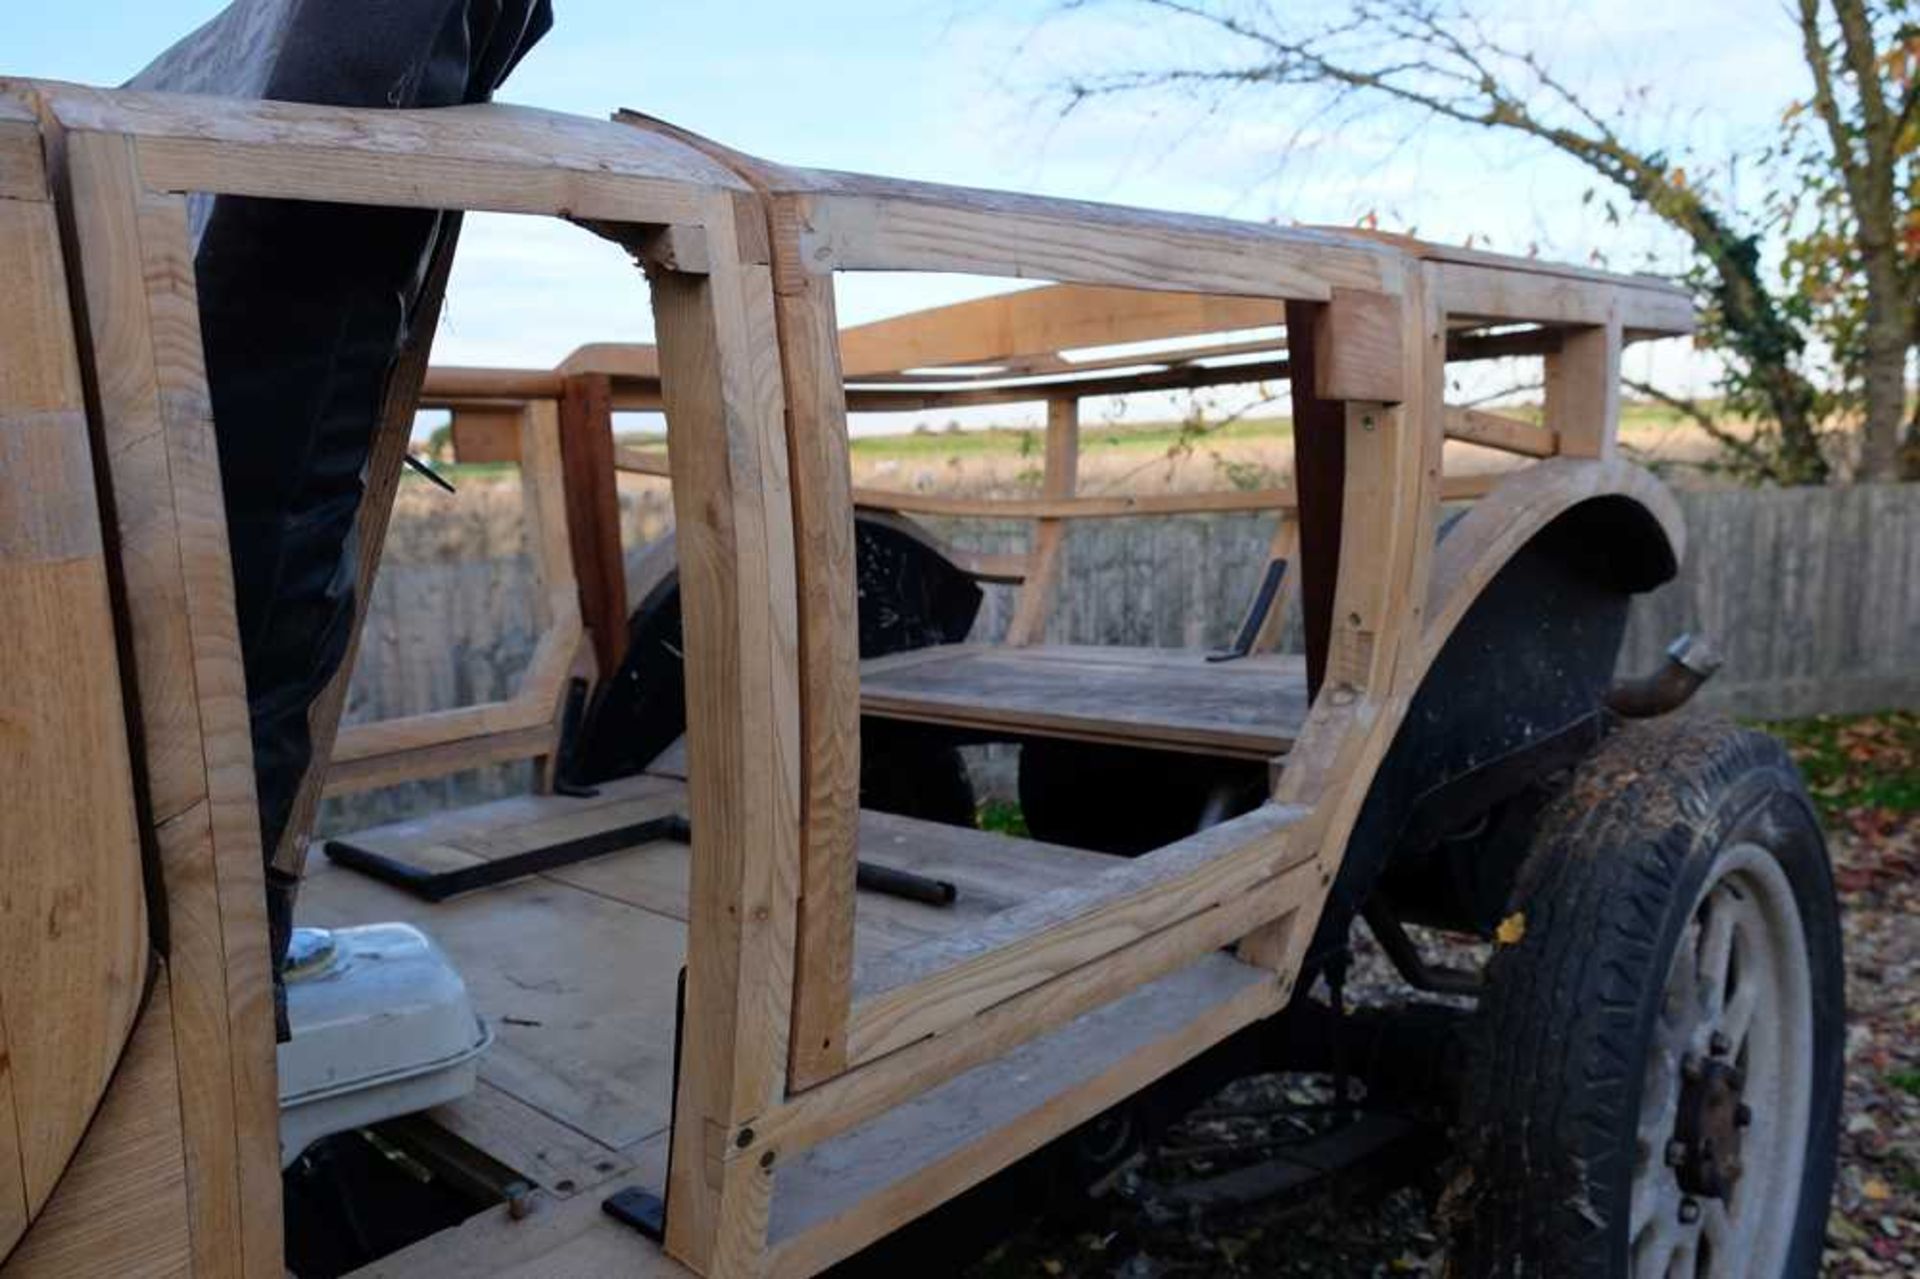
[1607,633,1723,718]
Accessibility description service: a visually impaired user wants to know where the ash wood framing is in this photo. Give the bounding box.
[1,79,1700,1277]
[6,81,787,1276]
[600,119,1695,1279]
[322,399,588,796]
[0,114,149,1259]
[56,125,282,1278]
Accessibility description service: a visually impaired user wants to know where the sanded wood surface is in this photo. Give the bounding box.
[860,643,1309,758]
[767,955,1286,1275]
[4,975,193,1279]
[297,774,1120,1175]
[0,150,149,1246]
[62,130,282,1277]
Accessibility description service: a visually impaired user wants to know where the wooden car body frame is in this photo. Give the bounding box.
[0,81,1689,1278]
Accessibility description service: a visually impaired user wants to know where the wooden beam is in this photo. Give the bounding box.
[448,404,524,463]
[0,143,147,1246]
[421,365,564,403]
[14,82,746,225]
[746,165,1400,301]
[1284,300,1347,700]
[1312,288,1405,403]
[653,215,801,1274]
[612,447,1497,518]
[1443,404,1559,458]
[63,129,281,1277]
[837,284,1283,378]
[1544,314,1623,459]
[558,374,630,677]
[1004,397,1078,646]
[843,356,1291,412]
[840,802,1311,1065]
[3,974,193,1277]
[769,219,866,1094]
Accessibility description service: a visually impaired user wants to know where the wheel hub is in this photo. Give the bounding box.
[1668,1040,1752,1201]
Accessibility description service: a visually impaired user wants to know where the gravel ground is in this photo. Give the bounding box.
[963,718,1917,1278]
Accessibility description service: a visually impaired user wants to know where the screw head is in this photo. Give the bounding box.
[1709,1030,1731,1057]
[1665,1139,1688,1168]
[1678,1198,1701,1225]
[735,1126,755,1149]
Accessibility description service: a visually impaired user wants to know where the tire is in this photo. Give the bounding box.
[1450,715,1843,1278]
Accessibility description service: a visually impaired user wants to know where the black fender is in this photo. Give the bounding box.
[1304,477,1683,971]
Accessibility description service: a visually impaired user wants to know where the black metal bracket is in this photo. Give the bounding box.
[327,809,958,908]
[1208,556,1287,663]
[601,966,686,1245]
[323,814,691,903]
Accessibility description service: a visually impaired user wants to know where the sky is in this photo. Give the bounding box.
[7,0,1814,430]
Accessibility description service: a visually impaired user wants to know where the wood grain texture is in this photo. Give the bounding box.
[858,644,1309,759]
[1443,404,1558,458]
[836,284,1281,377]
[1004,396,1079,646]
[767,957,1287,1277]
[0,175,147,1237]
[651,208,802,1273]
[766,234,864,1091]
[1544,312,1623,459]
[62,130,280,1277]
[841,801,1309,1065]
[9,81,747,227]
[754,863,1312,1162]
[1313,288,1405,403]
[558,374,630,677]
[0,117,43,202]
[4,974,193,1279]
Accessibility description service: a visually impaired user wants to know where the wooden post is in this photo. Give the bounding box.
[1283,301,1346,701]
[556,372,630,676]
[772,213,865,1093]
[0,119,150,1258]
[1544,307,1621,460]
[1005,395,1079,646]
[61,128,284,1278]
[652,205,802,1275]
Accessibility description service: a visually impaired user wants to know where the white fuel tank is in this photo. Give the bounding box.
[277,922,491,1167]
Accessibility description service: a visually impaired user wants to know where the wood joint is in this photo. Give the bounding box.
[1312,288,1406,404]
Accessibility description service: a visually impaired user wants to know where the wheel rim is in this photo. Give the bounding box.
[1630,843,1814,1277]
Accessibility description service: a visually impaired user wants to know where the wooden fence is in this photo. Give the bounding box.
[318,481,1918,832]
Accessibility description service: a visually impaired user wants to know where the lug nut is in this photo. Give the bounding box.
[1679,1198,1701,1225]
[1735,1103,1753,1128]
[1709,1031,1731,1057]
[1665,1139,1688,1168]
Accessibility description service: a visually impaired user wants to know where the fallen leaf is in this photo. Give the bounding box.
[1863,1176,1892,1201]
[1495,912,1527,946]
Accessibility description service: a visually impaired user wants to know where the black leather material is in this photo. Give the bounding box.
[179,0,552,1033]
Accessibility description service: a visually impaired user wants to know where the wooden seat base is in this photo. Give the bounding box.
[296,774,1282,1276]
[859,644,1309,760]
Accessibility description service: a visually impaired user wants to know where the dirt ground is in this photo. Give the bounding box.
[961,713,1919,1277]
